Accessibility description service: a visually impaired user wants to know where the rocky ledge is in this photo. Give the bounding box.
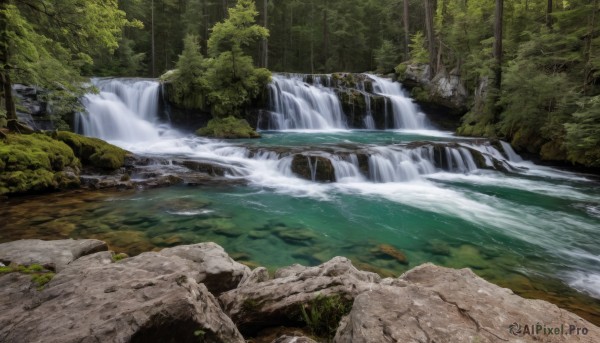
[0,239,598,343]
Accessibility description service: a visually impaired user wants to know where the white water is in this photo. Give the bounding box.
[267,74,347,130]
[76,78,176,143]
[367,74,428,129]
[79,78,600,301]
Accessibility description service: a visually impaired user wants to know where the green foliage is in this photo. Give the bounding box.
[168,0,272,118]
[53,131,128,170]
[374,40,399,73]
[203,0,271,117]
[0,133,80,195]
[565,96,600,167]
[163,34,208,110]
[196,116,260,139]
[299,294,352,340]
[111,253,128,262]
[409,32,429,64]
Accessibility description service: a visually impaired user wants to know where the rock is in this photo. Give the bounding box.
[219,257,381,334]
[334,263,600,343]
[430,67,468,109]
[401,63,431,87]
[272,335,319,343]
[0,250,245,343]
[239,267,270,287]
[175,160,229,176]
[7,119,35,134]
[372,244,409,265]
[159,242,251,295]
[0,239,108,271]
[291,155,335,182]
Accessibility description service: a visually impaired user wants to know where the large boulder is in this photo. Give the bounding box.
[159,242,251,295]
[0,239,107,271]
[0,250,245,343]
[219,257,381,334]
[334,263,600,343]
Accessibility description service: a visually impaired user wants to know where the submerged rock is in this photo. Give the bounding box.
[372,244,409,265]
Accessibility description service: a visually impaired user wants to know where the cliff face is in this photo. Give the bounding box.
[0,239,598,343]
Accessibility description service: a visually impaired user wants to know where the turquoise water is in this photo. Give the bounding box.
[2,130,600,324]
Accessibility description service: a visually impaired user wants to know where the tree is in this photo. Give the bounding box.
[205,0,270,117]
[167,34,208,110]
[492,0,504,118]
[403,0,410,60]
[0,0,136,127]
[424,0,437,76]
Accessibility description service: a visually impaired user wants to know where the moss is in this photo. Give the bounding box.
[196,116,260,139]
[395,62,408,78]
[0,133,81,195]
[111,252,128,262]
[53,131,128,170]
[0,264,55,290]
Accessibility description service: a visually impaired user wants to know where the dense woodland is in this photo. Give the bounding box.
[0,0,599,167]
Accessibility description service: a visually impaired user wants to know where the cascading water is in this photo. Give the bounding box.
[266,74,347,130]
[366,74,428,129]
[76,78,169,143]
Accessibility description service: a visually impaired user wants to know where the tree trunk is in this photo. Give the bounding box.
[262,0,268,68]
[0,0,16,123]
[492,0,503,118]
[403,0,410,60]
[151,0,155,77]
[310,0,315,73]
[546,0,553,29]
[424,0,437,77]
[322,1,329,72]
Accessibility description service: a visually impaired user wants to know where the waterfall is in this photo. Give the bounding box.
[267,74,347,130]
[500,141,524,162]
[366,74,427,129]
[76,78,166,143]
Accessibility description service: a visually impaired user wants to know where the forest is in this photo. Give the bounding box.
[0,0,599,168]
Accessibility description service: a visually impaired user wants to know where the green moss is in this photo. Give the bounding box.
[111,252,128,262]
[53,131,128,170]
[0,264,55,290]
[196,116,260,139]
[395,62,408,78]
[0,133,81,195]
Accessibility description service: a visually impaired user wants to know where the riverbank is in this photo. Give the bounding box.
[0,238,598,343]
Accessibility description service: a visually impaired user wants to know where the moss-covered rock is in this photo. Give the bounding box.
[196,116,261,139]
[53,131,128,170]
[0,133,81,195]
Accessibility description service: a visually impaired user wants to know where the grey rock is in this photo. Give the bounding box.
[159,242,251,295]
[0,251,245,343]
[334,263,600,343]
[0,239,108,271]
[219,257,381,333]
[403,63,431,86]
[239,267,270,287]
[272,335,319,343]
